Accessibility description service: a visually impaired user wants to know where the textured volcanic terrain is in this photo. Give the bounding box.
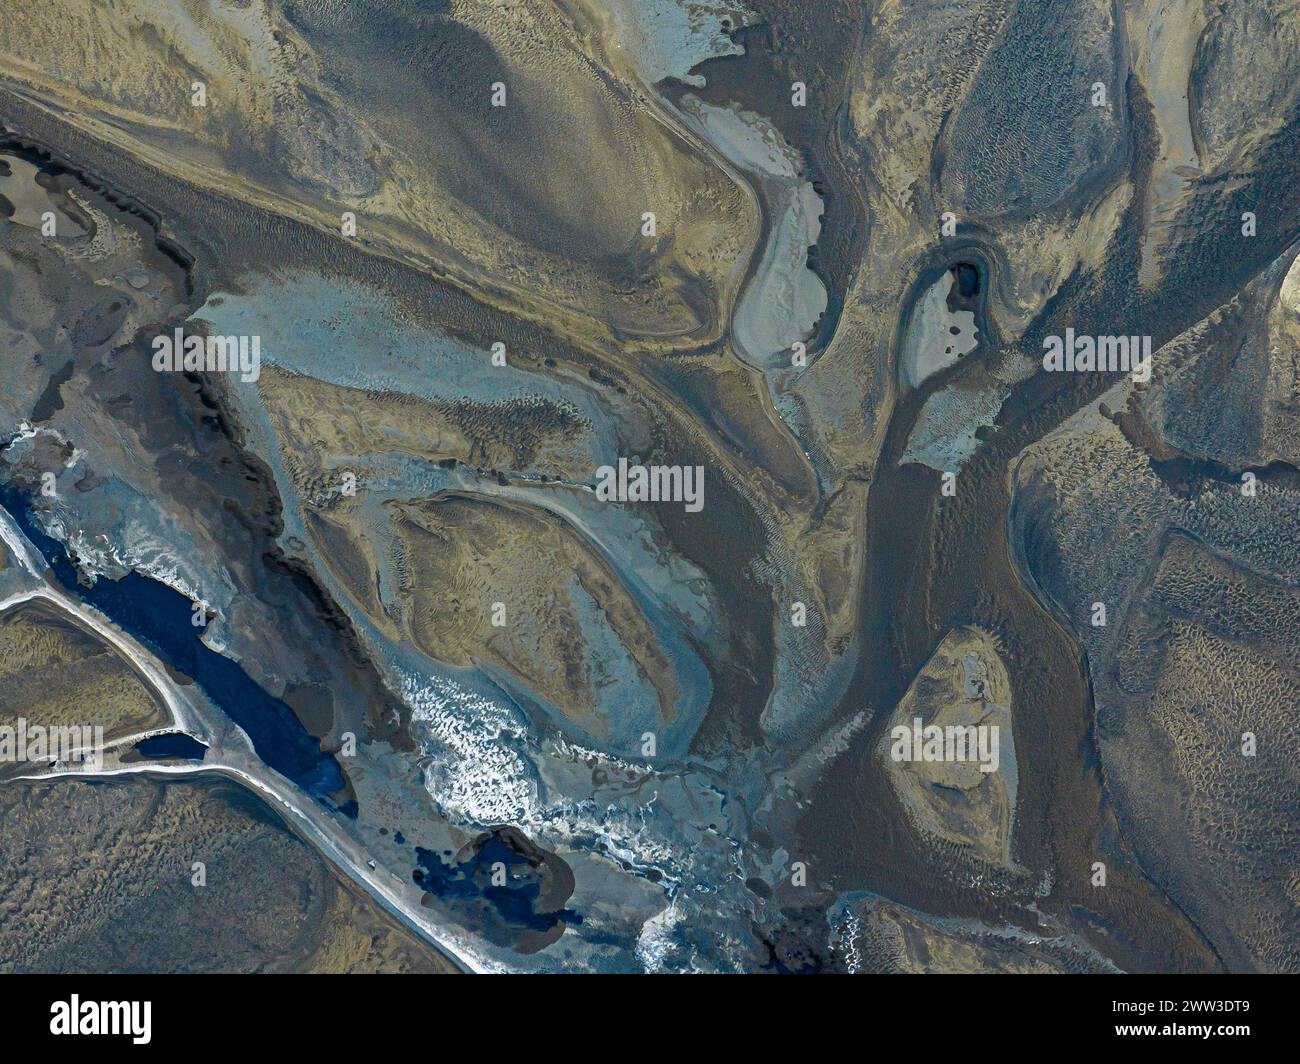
[0,0,1297,973]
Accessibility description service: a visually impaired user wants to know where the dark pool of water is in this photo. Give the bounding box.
[132,732,209,760]
[413,834,581,935]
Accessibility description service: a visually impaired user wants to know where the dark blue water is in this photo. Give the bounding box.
[1,489,349,806]
[133,733,209,760]
[413,835,581,935]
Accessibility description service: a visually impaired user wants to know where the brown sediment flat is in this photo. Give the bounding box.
[880,625,1015,869]
[0,597,170,744]
[0,774,459,973]
[388,493,683,737]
